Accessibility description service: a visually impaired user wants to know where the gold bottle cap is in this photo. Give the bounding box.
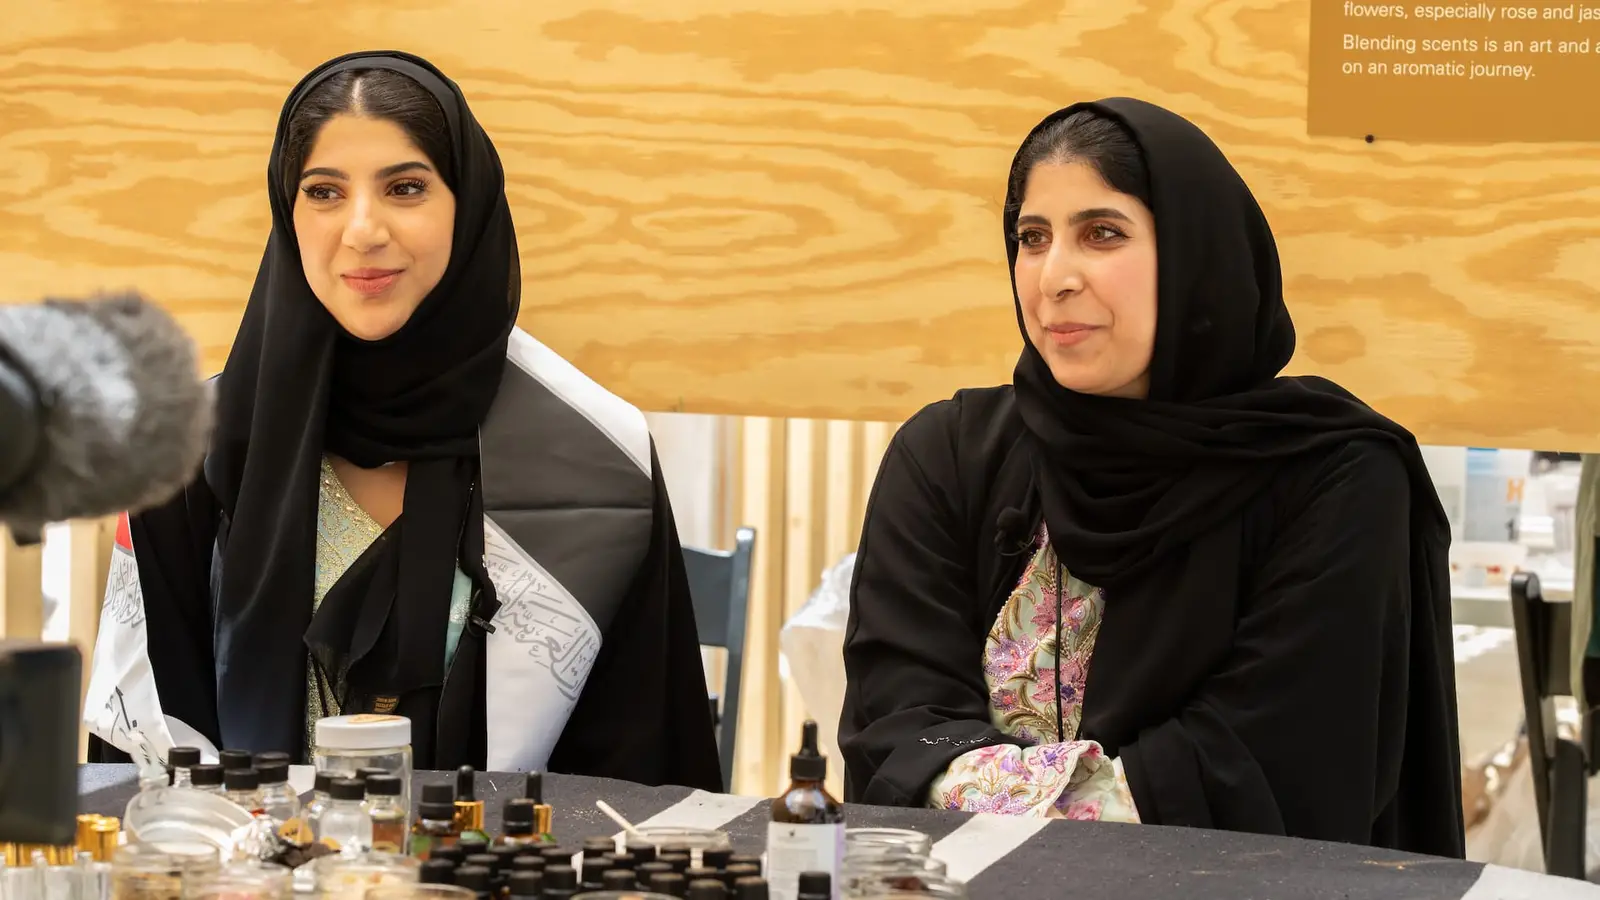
[535,803,553,836]
[86,818,121,863]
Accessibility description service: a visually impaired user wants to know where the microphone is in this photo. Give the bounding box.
[0,292,212,542]
[994,507,1032,557]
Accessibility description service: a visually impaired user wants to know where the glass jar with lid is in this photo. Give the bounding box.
[312,715,413,816]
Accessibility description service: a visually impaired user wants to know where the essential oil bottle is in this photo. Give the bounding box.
[765,721,843,900]
[411,782,462,858]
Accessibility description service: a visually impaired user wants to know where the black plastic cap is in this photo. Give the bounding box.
[631,843,659,864]
[703,848,733,870]
[454,865,492,891]
[525,771,544,803]
[430,845,466,865]
[365,774,402,796]
[728,855,761,870]
[723,864,761,887]
[650,872,688,896]
[583,855,613,886]
[604,869,638,890]
[313,771,334,793]
[419,859,456,884]
[797,871,831,896]
[660,853,691,874]
[539,847,572,863]
[218,750,252,770]
[608,852,637,871]
[789,720,827,782]
[253,751,290,769]
[465,853,499,874]
[329,777,365,801]
[491,844,525,866]
[504,799,536,826]
[508,871,543,897]
[734,876,769,900]
[189,764,224,786]
[167,746,201,768]
[510,856,546,872]
[256,761,289,785]
[458,838,490,858]
[583,837,615,853]
[545,864,577,889]
[688,878,729,900]
[355,767,389,782]
[223,767,260,792]
[456,764,476,800]
[685,867,719,883]
[637,862,673,879]
[421,782,455,804]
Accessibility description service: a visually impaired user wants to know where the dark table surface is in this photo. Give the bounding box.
[79,764,1596,899]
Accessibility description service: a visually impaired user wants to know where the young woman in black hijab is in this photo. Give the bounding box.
[83,51,722,790]
[839,99,1464,854]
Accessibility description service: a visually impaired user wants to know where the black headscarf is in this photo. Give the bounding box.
[204,51,518,756]
[1007,98,1447,585]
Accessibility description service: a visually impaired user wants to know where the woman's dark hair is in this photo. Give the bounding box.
[280,68,455,201]
[1006,110,1151,219]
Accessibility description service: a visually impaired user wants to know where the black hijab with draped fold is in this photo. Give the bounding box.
[204,51,518,757]
[1007,98,1449,589]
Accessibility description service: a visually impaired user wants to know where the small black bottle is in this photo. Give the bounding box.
[419,859,456,885]
[734,876,770,900]
[508,871,543,899]
[795,872,831,900]
[603,869,638,890]
[454,865,493,900]
[688,878,729,900]
[650,871,688,898]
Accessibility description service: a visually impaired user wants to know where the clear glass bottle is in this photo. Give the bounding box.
[319,778,373,856]
[410,783,462,859]
[223,767,264,814]
[303,771,334,841]
[167,746,201,788]
[255,758,300,824]
[365,774,409,854]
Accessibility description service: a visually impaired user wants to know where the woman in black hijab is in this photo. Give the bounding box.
[84,51,722,790]
[839,99,1464,854]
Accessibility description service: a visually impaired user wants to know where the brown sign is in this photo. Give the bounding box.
[1308,1,1600,142]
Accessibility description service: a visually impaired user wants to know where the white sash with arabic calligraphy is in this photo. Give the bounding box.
[482,515,601,772]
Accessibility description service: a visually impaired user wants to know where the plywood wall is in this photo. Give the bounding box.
[2,0,1596,449]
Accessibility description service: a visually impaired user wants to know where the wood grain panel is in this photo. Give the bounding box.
[2,0,1596,449]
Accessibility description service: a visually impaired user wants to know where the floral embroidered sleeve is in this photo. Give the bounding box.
[928,740,1140,822]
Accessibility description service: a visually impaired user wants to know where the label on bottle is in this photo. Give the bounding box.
[766,822,843,900]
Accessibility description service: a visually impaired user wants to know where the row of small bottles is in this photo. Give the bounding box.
[411,837,787,900]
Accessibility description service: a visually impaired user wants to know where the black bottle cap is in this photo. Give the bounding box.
[796,871,831,899]
[582,855,613,887]
[703,848,733,870]
[638,861,673,876]
[728,855,761,870]
[510,855,546,872]
[189,764,224,787]
[734,876,769,900]
[420,859,456,884]
[465,853,500,874]
[458,838,490,858]
[608,852,637,871]
[631,843,658,864]
[790,720,827,782]
[688,878,729,900]
[685,866,719,883]
[660,852,691,874]
[218,749,252,770]
[508,870,543,897]
[491,844,525,867]
[313,771,334,794]
[539,847,571,863]
[430,845,467,865]
[544,864,577,889]
[454,865,492,892]
[329,777,365,802]
[167,747,200,768]
[365,774,402,797]
[456,764,476,801]
[420,782,457,818]
[256,761,289,786]
[582,837,615,854]
[723,864,761,887]
[525,771,544,803]
[662,844,694,857]
[223,767,260,792]
[503,799,536,833]
[650,871,688,897]
[253,751,290,769]
[604,869,639,890]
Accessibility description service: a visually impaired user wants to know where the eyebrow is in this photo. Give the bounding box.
[299,160,434,181]
[1015,207,1134,227]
